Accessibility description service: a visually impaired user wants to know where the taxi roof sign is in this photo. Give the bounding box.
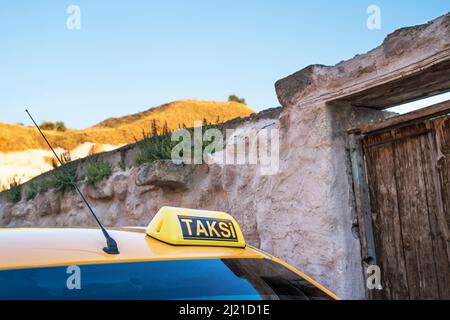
[146,207,246,248]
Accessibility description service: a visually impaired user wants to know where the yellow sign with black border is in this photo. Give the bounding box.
[146,207,246,248]
[178,216,238,242]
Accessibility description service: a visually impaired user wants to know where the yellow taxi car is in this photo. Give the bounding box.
[0,206,339,300]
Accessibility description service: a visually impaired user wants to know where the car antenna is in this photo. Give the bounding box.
[25,109,120,255]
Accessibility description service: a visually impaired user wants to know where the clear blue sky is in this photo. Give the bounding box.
[1,1,449,128]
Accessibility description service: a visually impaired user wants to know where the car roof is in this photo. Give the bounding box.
[0,227,265,271]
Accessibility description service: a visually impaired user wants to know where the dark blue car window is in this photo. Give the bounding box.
[0,258,331,300]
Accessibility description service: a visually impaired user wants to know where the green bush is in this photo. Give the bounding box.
[6,177,21,203]
[119,160,126,171]
[135,119,223,166]
[26,164,76,200]
[26,179,51,200]
[23,155,78,200]
[40,121,67,132]
[50,165,78,193]
[135,120,178,166]
[135,133,177,165]
[228,94,246,104]
[86,158,113,186]
[26,183,38,200]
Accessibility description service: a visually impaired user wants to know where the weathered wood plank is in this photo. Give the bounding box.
[431,116,450,299]
[336,59,450,110]
[434,117,450,232]
[349,134,378,299]
[420,127,450,299]
[349,100,450,135]
[392,126,440,299]
[349,134,377,264]
[364,132,410,299]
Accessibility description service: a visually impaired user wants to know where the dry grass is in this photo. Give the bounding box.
[0,100,254,152]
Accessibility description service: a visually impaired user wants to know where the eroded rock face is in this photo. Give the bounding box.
[136,160,199,191]
[36,189,61,216]
[84,179,114,200]
[112,173,129,201]
[0,202,13,225]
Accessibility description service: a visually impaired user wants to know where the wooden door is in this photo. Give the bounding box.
[363,115,450,299]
